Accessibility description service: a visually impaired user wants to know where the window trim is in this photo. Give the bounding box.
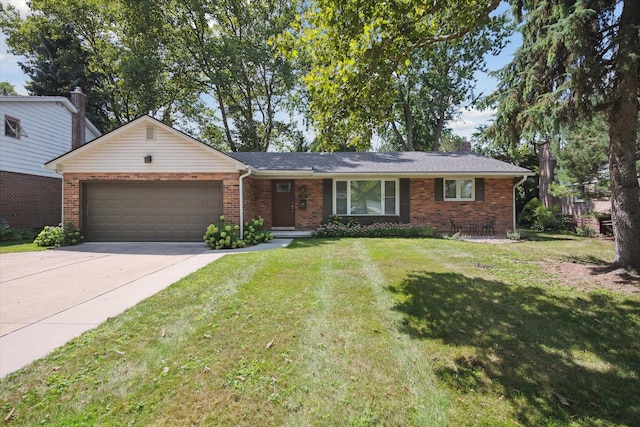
[4,115,21,139]
[333,179,399,215]
[443,177,475,201]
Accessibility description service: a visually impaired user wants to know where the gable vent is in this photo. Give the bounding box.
[146,126,155,140]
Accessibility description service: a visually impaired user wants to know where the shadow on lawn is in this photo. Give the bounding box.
[389,272,640,425]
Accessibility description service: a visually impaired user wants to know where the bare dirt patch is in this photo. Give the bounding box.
[543,261,640,295]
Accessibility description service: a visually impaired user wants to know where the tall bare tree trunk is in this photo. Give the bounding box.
[215,85,237,152]
[609,0,640,271]
[432,108,446,152]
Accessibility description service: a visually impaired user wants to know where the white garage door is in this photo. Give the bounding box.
[84,181,223,242]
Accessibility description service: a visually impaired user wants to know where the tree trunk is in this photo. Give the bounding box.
[390,121,407,151]
[608,0,640,271]
[432,108,446,152]
[214,85,237,152]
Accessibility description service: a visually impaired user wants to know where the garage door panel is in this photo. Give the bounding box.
[85,181,223,242]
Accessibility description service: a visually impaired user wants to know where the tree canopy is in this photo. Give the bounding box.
[283,0,501,150]
[0,81,18,95]
[379,16,510,152]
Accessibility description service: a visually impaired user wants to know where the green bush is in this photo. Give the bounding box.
[204,215,244,250]
[242,216,273,246]
[575,225,596,237]
[521,199,566,232]
[506,230,521,240]
[313,222,440,239]
[33,223,84,247]
[34,226,64,247]
[531,205,565,231]
[204,216,273,250]
[519,198,543,227]
[0,227,39,242]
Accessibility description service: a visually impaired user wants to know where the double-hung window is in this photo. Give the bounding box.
[334,179,398,215]
[444,178,474,201]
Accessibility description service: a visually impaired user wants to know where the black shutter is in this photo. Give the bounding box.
[434,178,443,201]
[475,178,485,201]
[322,179,333,223]
[399,178,410,223]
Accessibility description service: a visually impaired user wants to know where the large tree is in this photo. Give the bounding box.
[156,0,299,152]
[284,0,501,150]
[485,0,640,270]
[381,16,509,152]
[1,0,205,132]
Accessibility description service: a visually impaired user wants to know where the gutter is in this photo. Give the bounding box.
[239,168,253,237]
[513,175,528,233]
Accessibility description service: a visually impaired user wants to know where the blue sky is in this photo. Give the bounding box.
[0,0,521,140]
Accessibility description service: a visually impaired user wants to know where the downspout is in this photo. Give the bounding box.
[54,169,64,225]
[513,175,528,232]
[239,168,252,237]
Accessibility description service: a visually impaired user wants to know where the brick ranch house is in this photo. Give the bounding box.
[45,116,533,242]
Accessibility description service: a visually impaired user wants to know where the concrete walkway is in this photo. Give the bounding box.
[0,239,291,377]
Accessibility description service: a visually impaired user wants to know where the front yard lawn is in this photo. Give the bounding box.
[1,235,638,426]
[0,241,46,253]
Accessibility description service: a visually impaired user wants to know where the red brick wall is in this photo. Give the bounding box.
[246,178,272,228]
[245,177,515,234]
[245,178,325,231]
[65,174,515,235]
[0,171,62,229]
[409,178,514,234]
[61,173,240,230]
[294,179,324,230]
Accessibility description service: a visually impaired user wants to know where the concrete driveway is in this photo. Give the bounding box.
[0,240,290,377]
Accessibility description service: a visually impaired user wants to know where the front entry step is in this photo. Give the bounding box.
[270,230,313,238]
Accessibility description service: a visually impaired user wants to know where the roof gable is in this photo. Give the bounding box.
[46,116,247,173]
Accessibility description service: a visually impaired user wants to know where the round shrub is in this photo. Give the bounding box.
[203,216,244,249]
[34,226,64,247]
[34,223,84,247]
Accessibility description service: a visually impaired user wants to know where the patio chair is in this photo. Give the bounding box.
[449,216,463,233]
[481,215,496,235]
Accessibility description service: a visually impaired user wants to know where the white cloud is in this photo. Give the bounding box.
[5,0,29,17]
[449,107,496,139]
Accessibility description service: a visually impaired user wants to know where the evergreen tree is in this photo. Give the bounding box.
[485,0,640,270]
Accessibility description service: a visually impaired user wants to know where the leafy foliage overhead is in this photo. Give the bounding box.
[283,0,501,150]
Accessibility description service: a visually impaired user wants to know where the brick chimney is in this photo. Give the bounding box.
[70,87,86,150]
[458,138,472,152]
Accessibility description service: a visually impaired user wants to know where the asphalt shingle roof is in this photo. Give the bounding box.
[228,151,532,175]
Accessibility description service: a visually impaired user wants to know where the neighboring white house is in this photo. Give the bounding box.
[0,88,101,228]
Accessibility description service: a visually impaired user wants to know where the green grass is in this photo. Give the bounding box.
[0,240,46,253]
[1,235,638,426]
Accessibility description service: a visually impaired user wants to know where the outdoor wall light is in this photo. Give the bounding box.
[144,155,152,163]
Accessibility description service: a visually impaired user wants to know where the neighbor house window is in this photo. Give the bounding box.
[4,115,20,138]
[334,179,398,215]
[444,178,474,201]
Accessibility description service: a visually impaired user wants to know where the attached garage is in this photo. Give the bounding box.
[45,116,249,242]
[83,181,222,242]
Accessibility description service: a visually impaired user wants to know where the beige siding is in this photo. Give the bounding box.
[58,121,240,173]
